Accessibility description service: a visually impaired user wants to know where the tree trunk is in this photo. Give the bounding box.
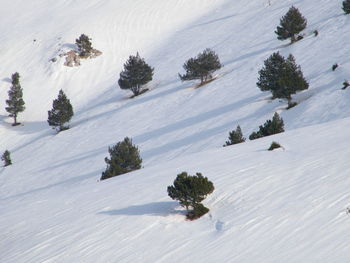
[291,35,296,43]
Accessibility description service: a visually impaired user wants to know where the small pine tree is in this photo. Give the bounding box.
[224,125,245,146]
[1,150,12,166]
[101,137,142,180]
[257,52,308,104]
[47,90,74,132]
[76,34,93,57]
[268,141,282,151]
[5,72,25,126]
[167,172,214,220]
[343,0,350,14]
[118,53,154,96]
[249,113,284,140]
[275,6,307,43]
[179,48,222,85]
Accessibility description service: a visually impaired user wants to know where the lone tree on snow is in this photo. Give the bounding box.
[249,112,284,140]
[179,48,222,85]
[5,72,25,126]
[101,137,142,180]
[343,0,350,14]
[1,150,12,167]
[47,90,74,132]
[118,53,154,97]
[275,6,307,43]
[167,172,214,220]
[257,52,308,106]
[224,125,245,146]
[76,34,93,57]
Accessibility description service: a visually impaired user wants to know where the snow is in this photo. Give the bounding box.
[1,0,350,262]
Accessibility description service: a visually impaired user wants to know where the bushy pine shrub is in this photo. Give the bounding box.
[343,0,350,14]
[118,53,154,96]
[100,137,142,180]
[249,113,284,140]
[76,34,93,57]
[268,141,282,151]
[275,6,307,43]
[1,150,12,166]
[167,172,214,220]
[179,48,221,85]
[224,125,245,146]
[47,90,74,132]
[257,52,308,104]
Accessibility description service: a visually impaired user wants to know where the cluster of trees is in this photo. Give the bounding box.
[224,113,284,146]
[4,73,74,132]
[118,48,221,96]
[99,137,215,220]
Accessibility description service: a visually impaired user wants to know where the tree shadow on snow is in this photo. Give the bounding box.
[98,201,183,217]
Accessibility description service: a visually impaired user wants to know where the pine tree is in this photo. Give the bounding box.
[343,0,350,14]
[76,34,93,57]
[224,125,245,146]
[47,90,74,132]
[101,137,142,180]
[257,52,308,104]
[1,150,12,166]
[179,48,222,85]
[118,53,154,96]
[5,72,25,126]
[275,6,307,43]
[167,172,214,220]
[168,172,214,219]
[249,113,284,140]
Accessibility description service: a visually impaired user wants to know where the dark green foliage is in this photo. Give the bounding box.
[100,137,142,180]
[332,64,338,71]
[224,125,245,146]
[343,0,350,14]
[76,34,93,57]
[167,172,214,219]
[275,6,307,43]
[1,150,12,166]
[187,203,209,220]
[47,90,74,132]
[257,52,308,103]
[249,112,285,140]
[268,141,282,151]
[179,48,222,84]
[286,101,297,109]
[5,72,25,126]
[118,53,154,96]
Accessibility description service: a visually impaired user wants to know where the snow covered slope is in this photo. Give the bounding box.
[1,0,350,262]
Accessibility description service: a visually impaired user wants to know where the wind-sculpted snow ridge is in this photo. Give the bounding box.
[1,0,350,262]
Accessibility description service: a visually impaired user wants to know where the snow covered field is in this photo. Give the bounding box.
[1,0,350,262]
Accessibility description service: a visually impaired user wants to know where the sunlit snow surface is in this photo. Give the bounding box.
[1,0,350,262]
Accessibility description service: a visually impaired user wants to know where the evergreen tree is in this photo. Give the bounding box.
[167,172,214,220]
[224,125,245,146]
[5,72,25,126]
[257,52,308,104]
[179,48,222,85]
[47,90,74,132]
[76,34,93,57]
[101,137,142,180]
[118,53,154,96]
[1,150,12,166]
[343,0,350,14]
[275,6,307,43]
[249,113,284,140]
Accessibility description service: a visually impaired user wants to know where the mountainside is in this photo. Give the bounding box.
[1,0,350,262]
